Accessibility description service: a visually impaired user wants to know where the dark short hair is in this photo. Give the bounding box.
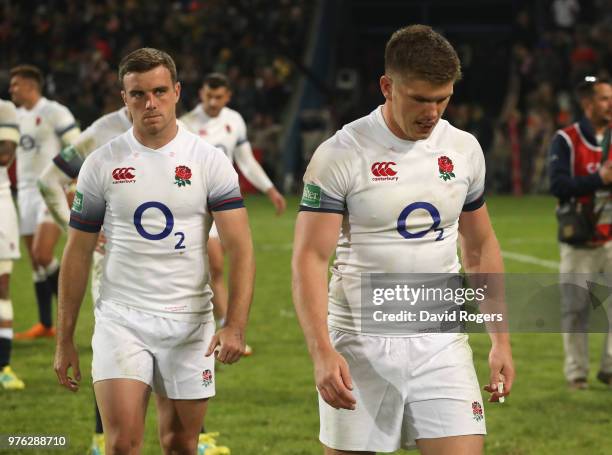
[118,48,177,88]
[203,73,231,90]
[10,65,44,89]
[385,25,462,84]
[575,76,611,101]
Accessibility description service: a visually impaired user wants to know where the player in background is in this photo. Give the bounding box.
[54,48,254,455]
[9,65,80,339]
[0,99,25,390]
[292,25,514,454]
[39,106,130,455]
[40,106,230,454]
[181,73,286,349]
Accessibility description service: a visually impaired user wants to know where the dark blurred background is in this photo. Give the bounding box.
[2,0,611,194]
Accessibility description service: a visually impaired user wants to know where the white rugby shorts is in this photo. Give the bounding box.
[0,193,20,260]
[92,301,216,399]
[17,186,55,235]
[319,331,486,452]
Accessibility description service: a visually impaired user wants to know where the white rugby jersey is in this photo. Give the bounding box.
[53,107,131,178]
[0,100,20,197]
[70,124,244,322]
[300,107,486,334]
[16,97,79,190]
[180,105,273,192]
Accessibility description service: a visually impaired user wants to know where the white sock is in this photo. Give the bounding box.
[45,258,59,276]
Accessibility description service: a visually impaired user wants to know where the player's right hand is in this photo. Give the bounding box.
[54,341,81,392]
[313,348,356,410]
[599,161,612,185]
[206,325,245,364]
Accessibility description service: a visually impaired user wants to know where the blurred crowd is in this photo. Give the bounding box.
[1,0,312,182]
[487,0,612,193]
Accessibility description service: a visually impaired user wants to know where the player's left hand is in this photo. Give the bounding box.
[266,187,287,215]
[485,342,514,402]
[206,325,245,364]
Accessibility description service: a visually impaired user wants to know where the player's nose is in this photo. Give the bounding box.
[145,93,157,110]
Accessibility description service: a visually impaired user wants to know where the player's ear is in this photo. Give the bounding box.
[121,90,127,106]
[174,81,181,103]
[380,75,392,101]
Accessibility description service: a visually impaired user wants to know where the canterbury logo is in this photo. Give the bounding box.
[112,167,136,183]
[371,162,398,181]
[371,162,397,177]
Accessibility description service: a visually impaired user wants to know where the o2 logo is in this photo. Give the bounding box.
[133,201,185,249]
[396,202,444,241]
[19,134,36,150]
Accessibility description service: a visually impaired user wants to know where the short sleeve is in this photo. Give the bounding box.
[0,102,19,144]
[68,152,106,232]
[206,146,244,211]
[462,135,486,212]
[48,104,80,145]
[299,137,351,214]
[52,122,99,178]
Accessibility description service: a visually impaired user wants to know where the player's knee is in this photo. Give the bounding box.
[0,274,10,300]
[106,432,141,455]
[32,248,53,268]
[159,431,197,455]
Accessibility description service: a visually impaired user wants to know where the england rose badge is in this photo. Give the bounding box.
[438,156,455,181]
[174,165,192,187]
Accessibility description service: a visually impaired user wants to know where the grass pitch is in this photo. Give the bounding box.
[2,195,612,454]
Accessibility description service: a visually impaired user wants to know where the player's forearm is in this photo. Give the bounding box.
[224,235,255,330]
[38,164,72,230]
[292,251,334,357]
[461,230,503,274]
[461,232,510,342]
[234,143,273,193]
[57,245,93,343]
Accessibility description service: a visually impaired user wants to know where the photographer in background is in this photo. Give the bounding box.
[549,76,612,390]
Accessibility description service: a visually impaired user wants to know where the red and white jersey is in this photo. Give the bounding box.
[300,107,486,334]
[181,105,273,192]
[0,99,20,197]
[16,97,80,191]
[557,121,612,242]
[70,124,244,322]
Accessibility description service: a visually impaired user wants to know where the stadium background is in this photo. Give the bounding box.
[1,0,612,453]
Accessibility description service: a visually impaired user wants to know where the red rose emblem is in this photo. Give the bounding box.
[175,165,192,180]
[174,165,192,187]
[438,156,454,173]
[437,156,456,181]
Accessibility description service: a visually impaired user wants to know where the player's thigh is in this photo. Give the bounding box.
[32,221,61,264]
[22,235,35,264]
[152,320,216,399]
[324,447,374,455]
[17,188,40,238]
[319,331,406,453]
[207,234,224,274]
[155,395,208,450]
[416,435,483,455]
[94,378,151,439]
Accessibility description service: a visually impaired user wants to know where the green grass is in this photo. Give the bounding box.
[2,194,612,454]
